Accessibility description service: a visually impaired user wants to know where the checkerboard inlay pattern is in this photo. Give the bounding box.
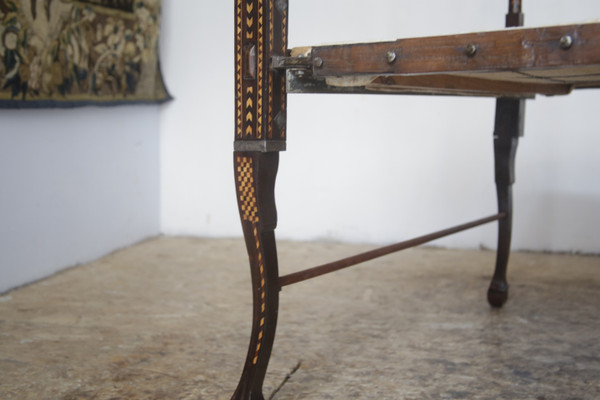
[236,156,259,223]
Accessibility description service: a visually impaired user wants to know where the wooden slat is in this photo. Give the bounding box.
[365,74,572,96]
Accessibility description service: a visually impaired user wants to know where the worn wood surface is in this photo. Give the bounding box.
[291,23,600,97]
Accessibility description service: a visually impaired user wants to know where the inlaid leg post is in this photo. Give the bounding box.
[232,0,287,396]
[232,152,281,400]
[488,98,523,308]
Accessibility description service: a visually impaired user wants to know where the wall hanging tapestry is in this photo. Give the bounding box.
[0,0,170,108]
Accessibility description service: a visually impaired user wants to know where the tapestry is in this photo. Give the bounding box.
[0,0,170,108]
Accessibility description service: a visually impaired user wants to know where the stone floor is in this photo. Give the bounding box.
[0,237,598,400]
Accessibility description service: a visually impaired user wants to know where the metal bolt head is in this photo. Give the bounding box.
[465,43,478,57]
[559,35,573,50]
[313,57,324,68]
[386,50,397,64]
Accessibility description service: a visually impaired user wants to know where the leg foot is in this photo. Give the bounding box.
[487,279,509,308]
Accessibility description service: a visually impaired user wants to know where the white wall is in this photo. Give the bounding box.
[160,0,600,254]
[159,0,239,237]
[0,106,161,293]
[159,0,600,253]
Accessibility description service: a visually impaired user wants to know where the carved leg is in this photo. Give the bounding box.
[232,152,280,400]
[232,0,287,395]
[488,98,524,308]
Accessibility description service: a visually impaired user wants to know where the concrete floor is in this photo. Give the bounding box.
[0,237,599,400]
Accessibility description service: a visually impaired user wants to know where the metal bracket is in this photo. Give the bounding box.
[234,140,287,152]
[287,70,372,94]
[271,55,313,71]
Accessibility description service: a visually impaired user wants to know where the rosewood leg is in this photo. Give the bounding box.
[232,0,287,396]
[232,152,281,400]
[488,98,524,308]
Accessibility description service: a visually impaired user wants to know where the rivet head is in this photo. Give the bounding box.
[559,35,573,50]
[313,57,324,68]
[386,50,397,64]
[465,43,478,57]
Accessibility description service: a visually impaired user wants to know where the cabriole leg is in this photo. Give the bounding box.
[488,98,524,308]
[232,151,280,400]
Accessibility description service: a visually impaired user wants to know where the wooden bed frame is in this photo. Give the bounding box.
[231,1,600,398]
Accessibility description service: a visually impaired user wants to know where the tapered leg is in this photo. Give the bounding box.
[232,151,280,400]
[488,98,524,308]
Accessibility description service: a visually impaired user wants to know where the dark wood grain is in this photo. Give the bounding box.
[302,23,600,97]
[312,23,600,78]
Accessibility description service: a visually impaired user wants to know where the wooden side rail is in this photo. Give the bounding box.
[308,24,600,81]
[281,22,600,97]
